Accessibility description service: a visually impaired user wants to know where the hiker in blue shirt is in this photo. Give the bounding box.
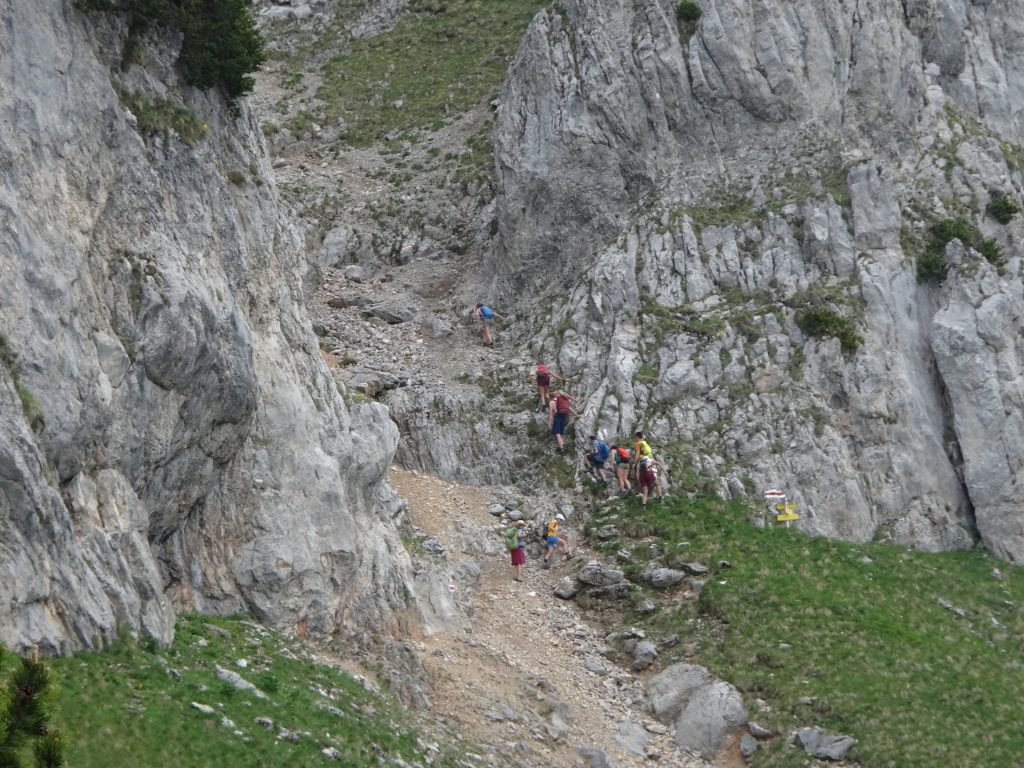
[583,434,611,482]
[473,303,503,345]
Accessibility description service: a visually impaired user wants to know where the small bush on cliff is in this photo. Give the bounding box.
[0,646,66,768]
[76,0,264,108]
[676,1,702,39]
[795,306,861,353]
[987,193,1020,225]
[676,1,702,22]
[917,217,1005,282]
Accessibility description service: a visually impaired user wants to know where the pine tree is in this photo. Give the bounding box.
[0,646,66,768]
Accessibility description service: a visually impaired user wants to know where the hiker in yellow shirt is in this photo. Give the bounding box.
[541,514,571,568]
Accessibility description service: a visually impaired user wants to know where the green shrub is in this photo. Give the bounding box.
[77,0,264,108]
[676,1,702,22]
[916,247,948,282]
[930,217,974,245]
[917,218,970,283]
[795,306,861,353]
[917,217,1005,282]
[977,237,1005,270]
[177,0,265,105]
[987,193,1020,225]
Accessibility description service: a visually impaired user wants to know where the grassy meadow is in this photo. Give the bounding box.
[587,495,1024,767]
[9,615,465,768]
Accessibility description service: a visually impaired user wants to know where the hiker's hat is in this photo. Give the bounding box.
[555,513,566,521]
[515,519,525,527]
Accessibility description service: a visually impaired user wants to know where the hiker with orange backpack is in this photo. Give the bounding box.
[610,443,632,493]
[547,389,577,453]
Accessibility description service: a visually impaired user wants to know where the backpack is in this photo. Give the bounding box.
[480,306,494,319]
[556,395,571,414]
[505,527,520,551]
[616,447,630,461]
[595,441,610,461]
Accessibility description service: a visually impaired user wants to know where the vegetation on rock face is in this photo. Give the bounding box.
[587,496,1024,768]
[77,0,265,107]
[0,646,66,768]
[46,615,465,768]
[114,85,208,146]
[986,193,1020,225]
[794,306,861,353]
[676,0,702,38]
[916,217,1005,282]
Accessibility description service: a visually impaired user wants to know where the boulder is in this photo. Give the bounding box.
[631,641,658,670]
[614,721,650,756]
[647,663,714,724]
[577,561,625,586]
[553,577,580,600]
[673,681,748,757]
[644,566,686,589]
[791,728,855,760]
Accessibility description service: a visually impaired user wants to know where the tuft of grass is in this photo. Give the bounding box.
[41,615,467,768]
[794,306,861,354]
[115,85,208,147]
[316,0,547,145]
[588,496,1024,768]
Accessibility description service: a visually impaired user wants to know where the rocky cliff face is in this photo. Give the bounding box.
[0,0,459,654]
[492,0,1024,561]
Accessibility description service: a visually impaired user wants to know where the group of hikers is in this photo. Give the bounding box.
[472,304,669,580]
[503,361,669,581]
[537,364,665,504]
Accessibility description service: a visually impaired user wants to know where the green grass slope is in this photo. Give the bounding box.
[317,0,548,144]
[34,616,464,768]
[587,496,1024,768]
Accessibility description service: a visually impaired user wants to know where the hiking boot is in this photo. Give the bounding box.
[542,560,551,569]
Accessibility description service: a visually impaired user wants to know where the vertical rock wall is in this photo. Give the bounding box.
[0,0,458,653]
[491,0,1024,561]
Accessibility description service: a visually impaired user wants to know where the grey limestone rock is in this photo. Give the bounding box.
[644,566,686,590]
[792,728,856,760]
[0,0,461,653]
[613,721,650,756]
[631,641,658,671]
[215,666,267,699]
[674,681,749,757]
[577,747,615,768]
[577,561,625,586]
[493,0,1024,564]
[553,577,580,600]
[647,663,715,724]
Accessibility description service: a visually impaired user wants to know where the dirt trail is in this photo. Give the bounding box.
[389,468,712,768]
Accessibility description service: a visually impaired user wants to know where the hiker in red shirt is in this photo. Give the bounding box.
[547,389,577,453]
[534,364,564,410]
